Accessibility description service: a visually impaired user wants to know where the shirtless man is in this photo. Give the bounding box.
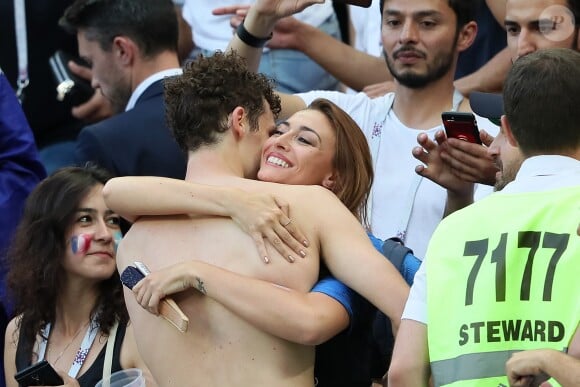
[115,51,408,386]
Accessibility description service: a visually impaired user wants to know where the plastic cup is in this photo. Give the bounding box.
[95,368,145,387]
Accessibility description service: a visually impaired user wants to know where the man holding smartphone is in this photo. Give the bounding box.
[389,47,580,386]
[388,1,580,385]
[228,0,499,261]
[416,0,580,201]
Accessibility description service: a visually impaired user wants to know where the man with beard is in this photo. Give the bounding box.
[388,48,580,386]
[228,0,498,259]
[417,0,580,197]
[60,0,186,178]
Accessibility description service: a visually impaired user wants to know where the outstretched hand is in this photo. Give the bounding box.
[440,132,498,186]
[413,131,474,197]
[251,0,324,18]
[227,191,309,263]
[214,0,322,20]
[212,3,249,24]
[213,5,303,50]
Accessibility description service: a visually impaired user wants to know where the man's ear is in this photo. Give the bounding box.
[457,21,478,53]
[230,106,247,139]
[112,36,137,66]
[501,115,519,148]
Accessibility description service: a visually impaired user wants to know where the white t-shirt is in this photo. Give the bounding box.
[349,1,383,58]
[402,155,580,324]
[297,91,498,259]
[183,0,334,51]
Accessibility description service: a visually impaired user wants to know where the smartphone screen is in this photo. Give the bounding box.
[441,112,482,144]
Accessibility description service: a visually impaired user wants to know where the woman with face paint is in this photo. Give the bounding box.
[105,99,416,386]
[3,166,155,387]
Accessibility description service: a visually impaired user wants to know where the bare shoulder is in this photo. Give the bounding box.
[5,316,21,347]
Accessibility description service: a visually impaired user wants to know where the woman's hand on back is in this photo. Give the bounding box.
[226,190,309,263]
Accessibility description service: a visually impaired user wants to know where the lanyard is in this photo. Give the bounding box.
[14,0,29,103]
[367,89,464,243]
[38,315,100,378]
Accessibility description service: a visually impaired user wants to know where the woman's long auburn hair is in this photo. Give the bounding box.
[308,99,374,226]
[6,166,128,356]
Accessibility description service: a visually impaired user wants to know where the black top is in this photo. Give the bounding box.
[15,322,127,387]
[456,1,507,79]
[313,265,377,387]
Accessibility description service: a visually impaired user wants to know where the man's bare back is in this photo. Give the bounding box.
[118,178,331,386]
[114,50,409,387]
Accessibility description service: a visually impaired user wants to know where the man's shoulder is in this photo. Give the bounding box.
[80,100,166,138]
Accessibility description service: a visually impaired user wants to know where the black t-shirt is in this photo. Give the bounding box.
[455,1,507,79]
[313,265,377,387]
[0,0,84,148]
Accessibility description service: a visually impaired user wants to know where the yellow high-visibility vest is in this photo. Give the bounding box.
[426,186,580,387]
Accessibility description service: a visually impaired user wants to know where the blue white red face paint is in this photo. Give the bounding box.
[113,231,122,253]
[71,231,123,255]
[71,233,92,254]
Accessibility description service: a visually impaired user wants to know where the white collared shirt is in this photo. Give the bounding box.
[403,155,580,324]
[125,68,183,111]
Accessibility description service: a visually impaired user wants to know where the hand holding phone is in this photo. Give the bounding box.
[14,360,64,386]
[121,263,189,333]
[441,112,482,144]
[48,50,94,106]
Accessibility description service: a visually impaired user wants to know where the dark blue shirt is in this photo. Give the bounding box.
[0,69,46,387]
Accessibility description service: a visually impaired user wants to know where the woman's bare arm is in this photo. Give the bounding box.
[103,176,307,262]
[132,260,350,344]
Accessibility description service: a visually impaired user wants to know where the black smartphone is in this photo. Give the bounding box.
[14,360,64,386]
[121,266,145,290]
[333,0,372,7]
[441,112,482,144]
[48,50,94,106]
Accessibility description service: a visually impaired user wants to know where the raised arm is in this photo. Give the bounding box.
[258,16,391,91]
[224,0,312,120]
[103,176,307,262]
[312,188,409,331]
[132,260,350,345]
[454,48,511,96]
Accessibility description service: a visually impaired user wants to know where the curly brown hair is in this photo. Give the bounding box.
[165,51,281,152]
[6,166,128,356]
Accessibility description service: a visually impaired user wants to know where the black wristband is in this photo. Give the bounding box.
[236,21,273,48]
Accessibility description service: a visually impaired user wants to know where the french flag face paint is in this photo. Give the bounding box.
[113,231,123,254]
[71,233,92,255]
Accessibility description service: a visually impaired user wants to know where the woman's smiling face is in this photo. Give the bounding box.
[258,109,337,189]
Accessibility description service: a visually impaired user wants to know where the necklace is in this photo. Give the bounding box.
[48,320,89,366]
[39,314,100,378]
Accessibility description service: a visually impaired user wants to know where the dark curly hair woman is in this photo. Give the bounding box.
[3,166,155,387]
